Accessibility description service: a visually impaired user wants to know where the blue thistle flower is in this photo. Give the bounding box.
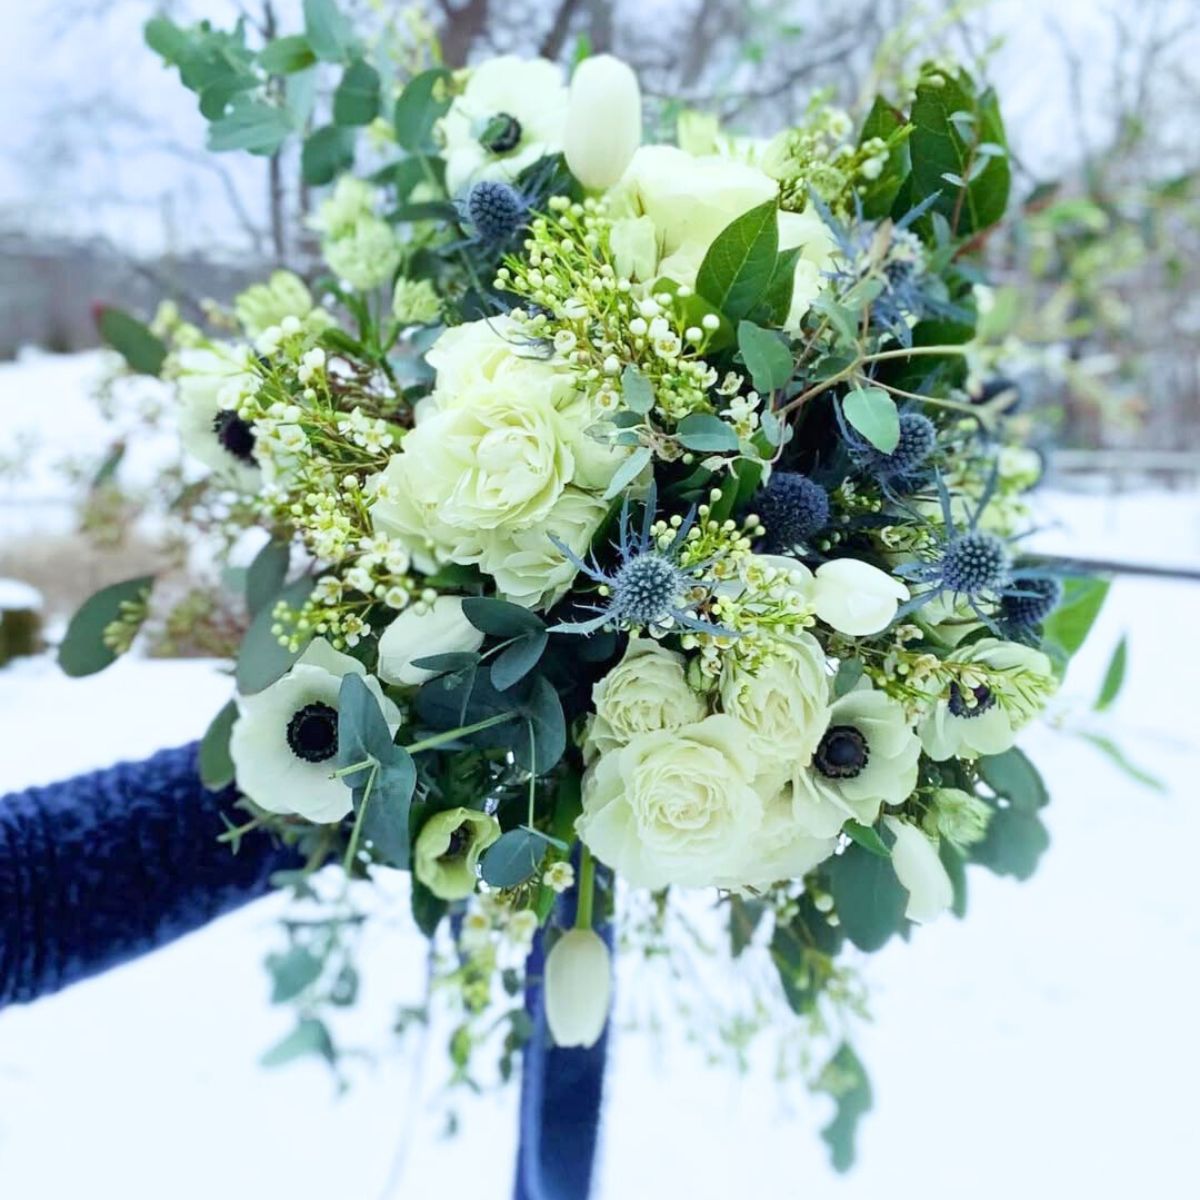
[940,529,1011,595]
[756,472,830,552]
[849,411,937,483]
[465,180,528,244]
[999,576,1063,630]
[549,484,733,638]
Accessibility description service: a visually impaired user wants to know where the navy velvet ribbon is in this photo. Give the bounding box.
[0,742,298,1007]
[0,742,611,1199]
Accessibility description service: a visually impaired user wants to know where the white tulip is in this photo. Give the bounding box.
[564,55,642,189]
[810,558,909,636]
[544,929,612,1048]
[884,817,954,923]
[377,597,485,687]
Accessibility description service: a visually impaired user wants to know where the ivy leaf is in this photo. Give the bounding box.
[245,539,290,617]
[817,1042,873,1173]
[824,842,907,951]
[333,58,380,126]
[480,828,547,888]
[95,307,167,376]
[58,575,154,677]
[259,35,316,75]
[1094,634,1128,711]
[695,199,779,321]
[676,412,739,453]
[737,320,793,393]
[842,386,899,453]
[394,68,451,153]
[302,124,355,185]
[198,700,238,791]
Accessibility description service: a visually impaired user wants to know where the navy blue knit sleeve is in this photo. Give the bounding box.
[0,742,300,1008]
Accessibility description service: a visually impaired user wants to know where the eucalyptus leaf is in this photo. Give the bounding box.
[207,99,293,156]
[260,1017,335,1068]
[480,828,547,888]
[302,124,355,184]
[198,699,238,790]
[676,412,740,453]
[842,386,900,453]
[336,672,397,788]
[96,308,167,376]
[516,676,566,774]
[621,364,654,414]
[817,1042,873,1173]
[235,576,314,695]
[259,35,316,74]
[977,747,1048,813]
[490,630,549,692]
[303,0,356,63]
[833,658,865,697]
[394,68,451,152]
[1094,634,1128,711]
[58,575,154,677]
[333,58,380,126]
[603,444,652,500]
[245,539,290,617]
[824,842,907,951]
[462,596,544,638]
[267,945,323,1004]
[357,754,416,869]
[411,879,448,938]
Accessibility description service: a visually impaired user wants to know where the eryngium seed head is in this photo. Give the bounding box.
[941,529,1011,595]
[757,472,830,551]
[610,553,687,626]
[852,412,937,480]
[1000,577,1063,628]
[466,180,526,242]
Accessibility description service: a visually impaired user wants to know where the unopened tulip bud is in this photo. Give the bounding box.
[564,55,642,190]
[884,817,953,923]
[543,928,612,1048]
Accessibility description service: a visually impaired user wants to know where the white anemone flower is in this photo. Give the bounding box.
[230,639,402,823]
[438,56,569,194]
[175,344,261,491]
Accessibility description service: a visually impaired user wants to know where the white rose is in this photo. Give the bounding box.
[377,597,486,687]
[577,715,763,889]
[721,780,837,891]
[438,56,568,194]
[425,316,534,400]
[718,632,830,773]
[791,683,920,836]
[544,929,612,1049]
[564,55,642,189]
[478,487,609,610]
[919,638,1055,761]
[585,637,708,759]
[809,558,909,637]
[230,639,402,824]
[884,817,954,923]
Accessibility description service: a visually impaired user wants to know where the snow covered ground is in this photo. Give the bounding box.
[1,355,1199,1199]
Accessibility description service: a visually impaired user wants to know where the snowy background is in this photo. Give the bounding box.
[1,351,1198,1199]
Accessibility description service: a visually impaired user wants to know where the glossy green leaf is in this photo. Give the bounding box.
[303,0,356,63]
[1094,633,1128,711]
[393,68,451,152]
[259,35,316,74]
[844,820,890,857]
[333,58,380,126]
[1043,576,1110,661]
[858,96,911,218]
[411,879,448,937]
[208,99,293,155]
[490,631,549,692]
[301,124,355,184]
[695,199,779,320]
[977,747,1048,813]
[96,308,167,376]
[480,828,547,888]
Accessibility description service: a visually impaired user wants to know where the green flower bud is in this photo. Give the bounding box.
[924,787,992,848]
[413,806,501,900]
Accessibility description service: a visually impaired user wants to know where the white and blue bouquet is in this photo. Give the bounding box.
[62,3,1109,1166]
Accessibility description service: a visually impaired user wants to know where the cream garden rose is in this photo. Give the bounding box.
[585,637,707,759]
[577,715,764,889]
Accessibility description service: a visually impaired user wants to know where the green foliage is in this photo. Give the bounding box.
[302,125,355,184]
[480,828,547,888]
[752,247,802,328]
[1094,634,1128,710]
[490,631,549,692]
[729,894,767,957]
[236,576,314,694]
[844,820,890,857]
[393,68,451,153]
[96,308,167,376]
[411,879,448,937]
[621,364,654,414]
[1042,576,1110,663]
[970,748,1050,880]
[58,575,154,677]
[833,658,865,697]
[208,98,294,155]
[603,445,652,500]
[737,320,793,393]
[817,1042,873,1173]
[842,386,900,452]
[198,699,239,790]
[245,540,290,617]
[333,58,380,126]
[676,412,740,452]
[260,1017,335,1068]
[303,0,357,64]
[267,945,323,1003]
[824,841,907,951]
[462,596,545,638]
[858,97,911,219]
[695,199,780,321]
[906,65,1010,236]
[260,36,317,75]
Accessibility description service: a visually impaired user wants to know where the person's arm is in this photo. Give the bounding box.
[0,743,299,1008]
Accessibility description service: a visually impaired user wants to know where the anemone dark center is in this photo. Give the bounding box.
[480,112,522,153]
[441,826,470,860]
[948,683,996,719]
[212,409,257,465]
[814,725,870,779]
[285,702,339,764]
